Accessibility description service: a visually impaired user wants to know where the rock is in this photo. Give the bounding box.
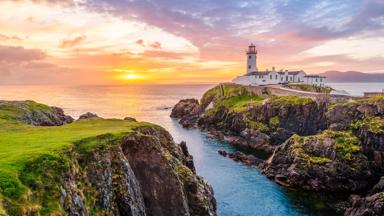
[345,177,384,215]
[345,193,384,216]
[218,150,267,168]
[124,117,137,122]
[351,117,384,173]
[0,100,74,126]
[264,131,373,192]
[170,98,200,118]
[179,141,196,173]
[79,112,99,119]
[218,149,227,157]
[170,98,201,128]
[327,97,384,131]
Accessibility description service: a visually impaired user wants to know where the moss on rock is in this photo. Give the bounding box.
[351,117,384,134]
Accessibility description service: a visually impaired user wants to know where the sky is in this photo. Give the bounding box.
[0,0,384,85]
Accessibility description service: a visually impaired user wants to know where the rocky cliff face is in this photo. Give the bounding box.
[345,178,384,216]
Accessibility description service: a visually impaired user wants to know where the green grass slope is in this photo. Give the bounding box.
[0,101,154,214]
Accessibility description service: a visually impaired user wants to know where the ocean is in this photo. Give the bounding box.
[0,82,383,216]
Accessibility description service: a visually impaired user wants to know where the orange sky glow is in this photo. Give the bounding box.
[1,0,383,85]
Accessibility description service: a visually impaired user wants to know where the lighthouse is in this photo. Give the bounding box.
[246,43,257,74]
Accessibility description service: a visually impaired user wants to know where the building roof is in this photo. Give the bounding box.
[247,71,304,76]
[304,75,326,78]
[247,71,269,76]
[277,71,304,75]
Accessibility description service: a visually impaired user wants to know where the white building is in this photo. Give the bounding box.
[233,44,326,87]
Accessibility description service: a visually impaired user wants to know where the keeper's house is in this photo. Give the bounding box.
[233,44,326,87]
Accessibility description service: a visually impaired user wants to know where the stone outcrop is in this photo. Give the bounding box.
[326,97,384,131]
[170,98,201,128]
[79,112,99,119]
[263,131,373,191]
[345,178,384,216]
[0,100,73,126]
[218,150,267,169]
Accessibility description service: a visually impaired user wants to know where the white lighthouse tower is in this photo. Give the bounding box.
[246,43,257,74]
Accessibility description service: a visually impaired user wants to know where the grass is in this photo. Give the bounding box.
[0,101,155,213]
[285,84,333,93]
[216,95,264,112]
[200,83,252,108]
[0,119,151,176]
[269,95,313,107]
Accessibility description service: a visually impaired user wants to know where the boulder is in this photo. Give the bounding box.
[170,98,201,128]
[79,112,99,119]
[124,117,137,122]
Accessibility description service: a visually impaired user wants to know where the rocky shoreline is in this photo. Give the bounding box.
[171,83,384,215]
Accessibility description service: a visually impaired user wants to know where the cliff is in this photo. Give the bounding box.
[0,101,216,216]
[171,83,384,215]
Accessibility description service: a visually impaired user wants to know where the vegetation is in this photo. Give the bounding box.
[269,116,280,127]
[0,100,53,121]
[290,130,361,165]
[291,135,332,165]
[269,95,313,107]
[247,120,270,133]
[215,95,264,112]
[0,101,156,215]
[200,83,254,108]
[285,84,333,93]
[351,117,384,134]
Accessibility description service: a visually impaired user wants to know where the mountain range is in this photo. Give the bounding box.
[317,71,384,82]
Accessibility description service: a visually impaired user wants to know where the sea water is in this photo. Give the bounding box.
[0,83,382,216]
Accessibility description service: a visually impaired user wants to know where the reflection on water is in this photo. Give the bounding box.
[1,83,382,215]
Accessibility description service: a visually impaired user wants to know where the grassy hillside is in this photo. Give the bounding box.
[0,101,154,213]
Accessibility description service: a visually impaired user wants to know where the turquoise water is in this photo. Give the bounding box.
[0,83,382,215]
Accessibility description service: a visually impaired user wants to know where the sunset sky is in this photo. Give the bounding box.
[1,0,384,85]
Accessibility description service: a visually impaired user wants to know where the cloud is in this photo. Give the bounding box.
[135,39,144,46]
[150,41,161,49]
[0,33,22,41]
[59,35,87,48]
[0,46,46,62]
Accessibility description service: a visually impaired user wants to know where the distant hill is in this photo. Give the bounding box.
[318,71,384,82]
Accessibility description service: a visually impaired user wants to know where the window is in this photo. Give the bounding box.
[249,55,251,59]
[290,77,293,81]
[281,77,283,81]
[270,75,272,79]
[248,65,251,69]
[316,78,318,82]
[286,76,288,81]
[275,75,278,79]
[298,78,300,82]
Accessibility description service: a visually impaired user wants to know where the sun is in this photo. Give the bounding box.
[112,69,144,81]
[120,73,142,80]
